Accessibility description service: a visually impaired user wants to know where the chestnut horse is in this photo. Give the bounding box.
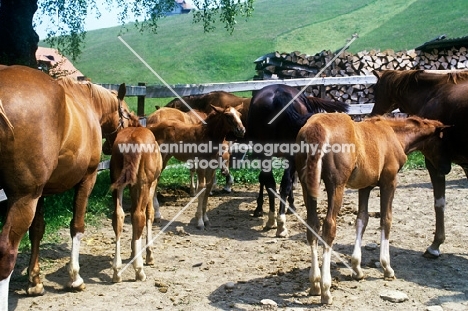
[166,91,251,190]
[246,84,348,237]
[147,107,231,197]
[370,69,467,258]
[148,105,245,229]
[110,126,163,282]
[0,65,134,308]
[295,114,446,304]
[165,90,251,125]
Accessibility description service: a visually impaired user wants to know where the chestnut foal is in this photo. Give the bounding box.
[295,114,446,304]
[110,126,163,282]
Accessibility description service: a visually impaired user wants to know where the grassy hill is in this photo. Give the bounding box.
[61,0,467,88]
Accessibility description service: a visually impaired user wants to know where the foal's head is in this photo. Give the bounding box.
[205,105,245,138]
[384,116,451,174]
[101,84,141,155]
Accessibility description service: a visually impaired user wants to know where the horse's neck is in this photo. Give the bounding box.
[204,116,230,142]
[178,123,214,143]
[391,126,432,154]
[63,81,119,124]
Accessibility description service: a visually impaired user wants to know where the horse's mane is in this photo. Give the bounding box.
[272,86,348,131]
[364,115,442,132]
[445,71,468,84]
[380,70,468,98]
[57,77,121,110]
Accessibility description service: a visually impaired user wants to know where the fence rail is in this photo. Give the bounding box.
[99,75,377,98]
[99,75,378,116]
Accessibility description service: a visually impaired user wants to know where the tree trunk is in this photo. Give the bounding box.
[0,0,39,67]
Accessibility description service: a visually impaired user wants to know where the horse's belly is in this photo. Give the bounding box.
[43,152,100,195]
[346,169,379,189]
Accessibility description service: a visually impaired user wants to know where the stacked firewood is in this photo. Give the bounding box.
[254,47,468,104]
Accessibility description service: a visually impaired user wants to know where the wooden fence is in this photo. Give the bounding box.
[99,75,378,116]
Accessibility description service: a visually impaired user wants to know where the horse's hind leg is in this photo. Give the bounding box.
[0,194,40,309]
[189,168,197,197]
[286,188,295,214]
[424,158,446,258]
[145,180,158,266]
[261,170,277,230]
[276,164,296,238]
[379,179,396,279]
[253,173,265,217]
[68,172,97,290]
[302,192,321,297]
[223,173,234,193]
[195,168,216,229]
[320,182,345,304]
[286,168,297,214]
[27,197,46,295]
[130,185,147,282]
[351,187,373,280]
[112,186,125,283]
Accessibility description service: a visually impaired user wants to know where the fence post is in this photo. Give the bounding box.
[137,82,146,116]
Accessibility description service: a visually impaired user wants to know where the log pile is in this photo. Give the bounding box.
[254,46,468,105]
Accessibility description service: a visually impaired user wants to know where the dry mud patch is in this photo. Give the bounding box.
[7,166,468,310]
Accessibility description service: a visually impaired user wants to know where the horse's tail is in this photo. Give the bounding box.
[307,97,349,113]
[111,152,142,190]
[301,124,326,200]
[0,99,15,137]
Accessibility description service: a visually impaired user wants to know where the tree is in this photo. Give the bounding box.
[0,0,254,67]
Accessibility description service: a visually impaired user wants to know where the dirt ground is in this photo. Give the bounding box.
[7,166,468,311]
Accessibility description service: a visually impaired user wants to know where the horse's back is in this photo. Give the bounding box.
[373,69,468,161]
[299,113,358,150]
[147,107,190,125]
[298,114,405,189]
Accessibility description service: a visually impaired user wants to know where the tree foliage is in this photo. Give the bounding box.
[38,0,254,61]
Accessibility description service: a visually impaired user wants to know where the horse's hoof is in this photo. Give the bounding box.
[27,283,45,296]
[383,268,395,280]
[67,282,86,292]
[309,285,321,296]
[275,228,289,238]
[253,209,263,217]
[135,270,147,282]
[154,213,162,223]
[146,255,155,266]
[352,271,364,280]
[423,248,440,259]
[112,273,122,283]
[321,295,333,305]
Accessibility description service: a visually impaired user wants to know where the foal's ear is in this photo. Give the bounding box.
[117,83,126,101]
[436,125,452,138]
[210,104,223,113]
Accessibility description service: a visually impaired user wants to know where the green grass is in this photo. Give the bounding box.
[403,151,427,170]
[53,0,468,87]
